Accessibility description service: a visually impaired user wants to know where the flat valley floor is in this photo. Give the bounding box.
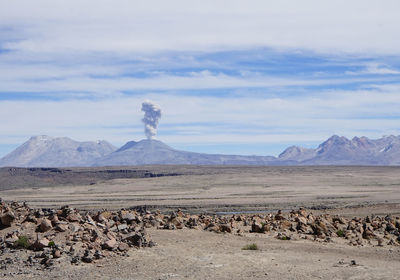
[1,165,400,279]
[1,165,400,214]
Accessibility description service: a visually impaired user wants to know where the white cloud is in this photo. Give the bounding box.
[0,68,394,96]
[365,64,400,75]
[346,63,400,75]
[1,0,399,55]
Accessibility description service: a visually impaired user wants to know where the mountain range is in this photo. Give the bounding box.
[279,135,400,165]
[0,134,399,167]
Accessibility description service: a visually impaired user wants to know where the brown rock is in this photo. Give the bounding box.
[68,223,81,232]
[163,222,176,230]
[40,218,53,232]
[146,219,159,228]
[333,216,347,224]
[175,222,184,229]
[23,214,37,224]
[280,220,292,231]
[67,213,81,223]
[170,217,184,227]
[118,242,130,252]
[1,211,15,226]
[176,209,184,217]
[206,224,221,233]
[262,223,271,232]
[362,226,376,240]
[120,211,136,223]
[298,208,308,217]
[94,213,107,223]
[124,233,144,247]
[311,223,325,236]
[33,238,50,251]
[103,238,117,250]
[386,222,396,232]
[296,216,308,225]
[251,221,265,233]
[312,218,336,236]
[55,224,68,232]
[53,250,62,258]
[275,210,285,220]
[50,215,59,226]
[220,224,232,233]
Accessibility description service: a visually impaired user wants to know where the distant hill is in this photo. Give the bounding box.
[0,135,116,167]
[278,146,315,162]
[94,139,276,166]
[1,134,400,167]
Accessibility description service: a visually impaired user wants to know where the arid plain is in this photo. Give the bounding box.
[1,166,399,279]
[1,165,400,214]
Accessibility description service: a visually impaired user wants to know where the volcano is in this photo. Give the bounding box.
[93,139,276,166]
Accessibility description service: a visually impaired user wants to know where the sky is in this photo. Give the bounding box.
[1,0,400,157]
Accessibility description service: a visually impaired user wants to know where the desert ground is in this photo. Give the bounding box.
[3,228,399,280]
[1,165,400,214]
[1,165,400,279]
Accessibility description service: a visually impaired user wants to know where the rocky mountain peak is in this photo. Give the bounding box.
[0,136,116,167]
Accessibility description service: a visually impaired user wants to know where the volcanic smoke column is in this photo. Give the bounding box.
[141,100,162,140]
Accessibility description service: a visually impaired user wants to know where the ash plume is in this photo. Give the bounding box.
[141,100,162,139]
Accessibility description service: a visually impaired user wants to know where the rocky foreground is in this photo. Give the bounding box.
[0,199,400,277]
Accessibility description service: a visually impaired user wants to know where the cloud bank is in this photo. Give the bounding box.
[0,0,399,157]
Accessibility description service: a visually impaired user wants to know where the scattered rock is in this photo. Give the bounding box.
[251,221,265,233]
[124,233,143,247]
[219,224,232,233]
[53,249,62,258]
[55,224,67,232]
[1,211,16,226]
[0,199,398,273]
[33,238,50,251]
[118,243,130,252]
[82,249,94,263]
[39,219,53,232]
[120,211,136,223]
[103,238,117,250]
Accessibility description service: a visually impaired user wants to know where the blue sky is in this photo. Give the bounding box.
[1,0,400,157]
